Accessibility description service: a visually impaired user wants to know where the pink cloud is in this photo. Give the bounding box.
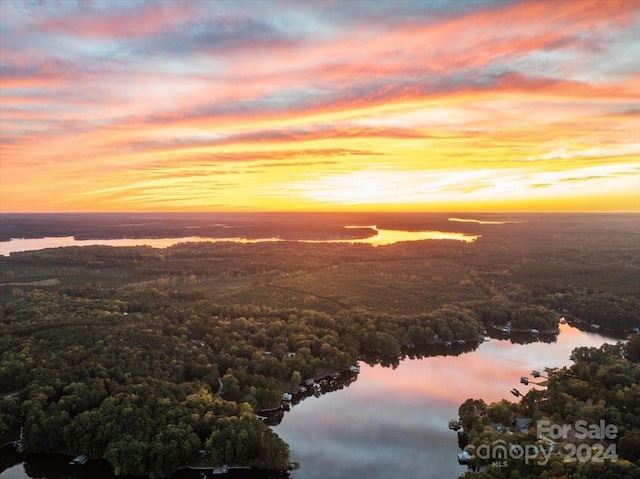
[1,0,638,212]
[36,2,195,40]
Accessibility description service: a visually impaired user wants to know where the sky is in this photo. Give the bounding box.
[0,0,639,213]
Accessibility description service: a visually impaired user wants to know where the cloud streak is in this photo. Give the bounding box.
[1,0,638,212]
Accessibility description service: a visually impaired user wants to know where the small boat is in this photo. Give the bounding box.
[457,451,473,465]
[312,383,321,397]
[212,464,229,475]
[69,454,89,465]
[349,364,360,373]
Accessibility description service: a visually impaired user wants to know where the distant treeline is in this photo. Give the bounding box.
[0,212,384,241]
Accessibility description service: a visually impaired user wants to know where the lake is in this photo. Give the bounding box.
[273,323,614,479]
[0,323,616,479]
[0,226,477,256]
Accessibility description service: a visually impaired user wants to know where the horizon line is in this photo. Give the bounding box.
[1,210,639,215]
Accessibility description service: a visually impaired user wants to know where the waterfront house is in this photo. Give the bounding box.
[491,422,505,433]
[514,418,532,433]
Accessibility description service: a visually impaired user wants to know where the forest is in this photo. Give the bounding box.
[456,334,640,479]
[0,213,638,477]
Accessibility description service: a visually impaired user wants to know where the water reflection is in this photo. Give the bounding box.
[1,324,618,479]
[448,218,507,225]
[0,227,478,256]
[0,451,119,479]
[339,226,478,245]
[0,450,290,479]
[273,323,617,479]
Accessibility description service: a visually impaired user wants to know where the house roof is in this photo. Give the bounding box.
[514,418,533,431]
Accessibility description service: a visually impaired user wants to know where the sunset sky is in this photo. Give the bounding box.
[1,0,638,213]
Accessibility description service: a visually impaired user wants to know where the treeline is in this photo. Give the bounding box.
[0,212,380,242]
[544,288,640,330]
[457,334,640,479]
[0,284,487,477]
[0,284,491,400]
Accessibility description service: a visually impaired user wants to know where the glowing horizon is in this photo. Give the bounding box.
[1,0,639,213]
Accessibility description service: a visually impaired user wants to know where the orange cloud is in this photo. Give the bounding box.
[1,0,638,212]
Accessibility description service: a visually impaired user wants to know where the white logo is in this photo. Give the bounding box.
[461,420,618,467]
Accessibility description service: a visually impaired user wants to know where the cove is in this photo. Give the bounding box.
[272,322,616,479]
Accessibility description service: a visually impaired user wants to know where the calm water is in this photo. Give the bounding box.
[273,323,614,479]
[1,324,616,479]
[0,227,477,256]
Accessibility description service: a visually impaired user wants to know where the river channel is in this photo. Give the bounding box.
[1,323,617,479]
[0,226,477,256]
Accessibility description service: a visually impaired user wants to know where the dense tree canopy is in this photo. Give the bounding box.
[1,215,638,477]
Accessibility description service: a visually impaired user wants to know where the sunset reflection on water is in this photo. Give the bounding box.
[274,323,618,479]
[0,227,477,256]
[362,323,612,406]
